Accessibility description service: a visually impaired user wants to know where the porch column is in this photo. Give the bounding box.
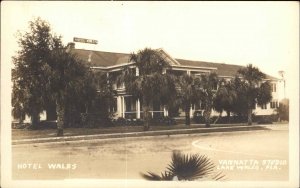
[163,106,168,117]
[121,96,125,118]
[187,70,191,75]
[117,96,122,118]
[190,104,194,118]
[106,72,109,84]
[136,99,141,119]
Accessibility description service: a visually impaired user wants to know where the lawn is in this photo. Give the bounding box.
[12,122,252,140]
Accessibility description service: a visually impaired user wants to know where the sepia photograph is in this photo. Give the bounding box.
[1,1,299,188]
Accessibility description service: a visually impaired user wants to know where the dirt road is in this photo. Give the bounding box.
[12,124,288,181]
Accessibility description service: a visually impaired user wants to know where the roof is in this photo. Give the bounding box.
[175,58,243,78]
[72,49,130,67]
[72,48,277,80]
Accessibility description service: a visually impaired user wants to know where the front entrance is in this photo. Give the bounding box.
[115,96,167,119]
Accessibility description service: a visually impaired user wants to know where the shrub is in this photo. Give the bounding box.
[112,117,144,126]
[277,99,289,121]
[12,122,30,129]
[149,116,176,126]
[64,108,82,128]
[112,116,176,126]
[230,115,248,123]
[80,113,112,128]
[112,117,126,126]
[254,115,278,124]
[193,111,205,124]
[38,121,57,129]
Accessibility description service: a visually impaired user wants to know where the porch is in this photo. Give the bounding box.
[112,95,202,119]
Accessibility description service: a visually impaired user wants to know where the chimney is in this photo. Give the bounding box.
[66,42,75,53]
[68,42,75,49]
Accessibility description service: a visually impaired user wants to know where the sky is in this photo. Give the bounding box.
[1,1,299,96]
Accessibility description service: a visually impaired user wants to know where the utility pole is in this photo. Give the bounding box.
[278,70,286,99]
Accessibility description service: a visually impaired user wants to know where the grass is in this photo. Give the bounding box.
[11,122,262,141]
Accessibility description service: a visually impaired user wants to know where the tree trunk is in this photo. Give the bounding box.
[204,107,212,127]
[226,111,231,123]
[19,112,24,124]
[213,112,222,124]
[143,105,150,131]
[56,102,65,136]
[247,108,252,125]
[46,102,57,121]
[185,105,190,126]
[85,103,89,114]
[30,110,40,129]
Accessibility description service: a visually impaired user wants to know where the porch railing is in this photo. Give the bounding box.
[123,111,164,119]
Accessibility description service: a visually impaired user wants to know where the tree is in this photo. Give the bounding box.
[231,76,249,118]
[49,46,93,135]
[12,18,102,135]
[12,18,62,129]
[176,74,200,125]
[118,48,176,130]
[87,71,116,121]
[257,81,272,107]
[198,72,219,127]
[276,98,289,121]
[12,81,26,123]
[237,64,272,125]
[213,79,237,123]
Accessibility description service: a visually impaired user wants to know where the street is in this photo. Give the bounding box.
[12,124,289,181]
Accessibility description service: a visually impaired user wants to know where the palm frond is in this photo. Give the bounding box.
[141,151,226,181]
[167,151,216,180]
[160,171,174,180]
[140,172,163,181]
[211,171,227,181]
[140,170,175,181]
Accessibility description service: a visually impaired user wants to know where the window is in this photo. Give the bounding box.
[270,100,279,109]
[260,104,267,110]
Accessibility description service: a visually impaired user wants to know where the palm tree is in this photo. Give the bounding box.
[237,64,272,125]
[198,72,219,127]
[91,71,116,121]
[213,79,237,123]
[49,47,91,136]
[141,151,225,181]
[176,74,200,125]
[118,48,176,130]
[231,76,249,118]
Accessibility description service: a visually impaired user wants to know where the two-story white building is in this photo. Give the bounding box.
[72,46,283,120]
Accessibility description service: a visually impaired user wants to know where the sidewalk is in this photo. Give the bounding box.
[12,124,277,145]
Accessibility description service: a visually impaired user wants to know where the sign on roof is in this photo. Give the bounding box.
[73,37,98,44]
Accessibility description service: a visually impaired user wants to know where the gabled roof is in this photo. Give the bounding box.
[176,58,244,78]
[72,48,277,80]
[72,49,130,67]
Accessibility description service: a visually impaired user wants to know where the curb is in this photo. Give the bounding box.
[12,125,270,145]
